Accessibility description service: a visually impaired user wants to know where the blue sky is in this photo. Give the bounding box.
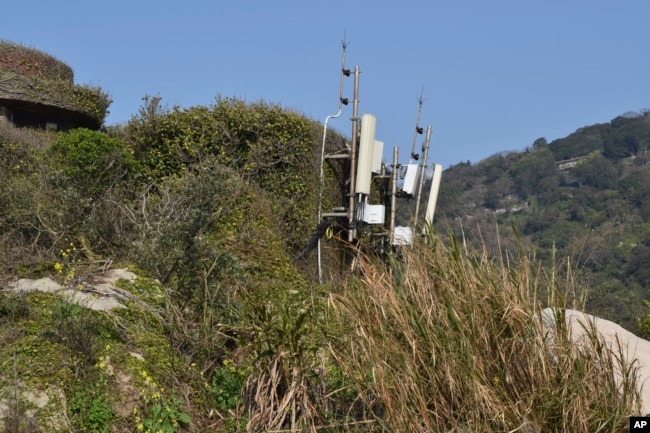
[2,1,650,168]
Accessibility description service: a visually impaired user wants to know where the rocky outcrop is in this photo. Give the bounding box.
[8,268,137,311]
[542,308,650,415]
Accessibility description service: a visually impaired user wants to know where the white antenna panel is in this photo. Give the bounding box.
[401,164,420,195]
[356,113,376,195]
[372,140,384,173]
[424,163,443,227]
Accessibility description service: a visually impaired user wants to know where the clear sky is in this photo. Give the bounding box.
[2,0,649,168]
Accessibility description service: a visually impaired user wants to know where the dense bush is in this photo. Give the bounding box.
[48,128,136,198]
[124,96,328,255]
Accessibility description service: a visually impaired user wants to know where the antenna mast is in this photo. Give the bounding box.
[317,33,350,283]
[409,88,425,164]
[338,31,350,109]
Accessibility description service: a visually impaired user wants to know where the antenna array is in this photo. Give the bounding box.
[314,36,443,280]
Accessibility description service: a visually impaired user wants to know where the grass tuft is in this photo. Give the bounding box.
[329,232,641,432]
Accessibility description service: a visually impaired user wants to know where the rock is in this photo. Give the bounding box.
[0,383,69,431]
[7,269,138,312]
[11,277,61,293]
[542,308,650,415]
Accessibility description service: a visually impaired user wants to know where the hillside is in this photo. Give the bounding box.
[434,111,650,333]
[0,95,353,432]
[0,43,646,432]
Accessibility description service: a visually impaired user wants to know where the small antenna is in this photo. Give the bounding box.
[409,87,425,164]
[339,31,350,109]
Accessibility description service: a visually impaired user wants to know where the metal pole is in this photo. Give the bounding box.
[390,146,398,245]
[409,89,424,164]
[413,126,431,235]
[348,66,360,242]
[317,38,349,284]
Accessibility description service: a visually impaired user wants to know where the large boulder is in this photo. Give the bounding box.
[542,308,650,415]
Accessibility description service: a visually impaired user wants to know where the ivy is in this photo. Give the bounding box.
[125,96,323,253]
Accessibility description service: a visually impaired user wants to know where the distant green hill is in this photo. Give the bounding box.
[434,111,650,333]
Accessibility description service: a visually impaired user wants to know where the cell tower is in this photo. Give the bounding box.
[311,37,443,280]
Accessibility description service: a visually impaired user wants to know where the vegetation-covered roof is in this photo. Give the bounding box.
[0,40,74,81]
[0,41,110,128]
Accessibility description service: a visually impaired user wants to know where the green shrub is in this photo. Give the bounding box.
[211,359,248,411]
[124,96,324,255]
[69,387,114,433]
[48,128,136,198]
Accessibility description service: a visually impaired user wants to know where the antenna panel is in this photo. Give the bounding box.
[401,164,420,195]
[424,163,443,226]
[372,140,384,173]
[356,113,376,195]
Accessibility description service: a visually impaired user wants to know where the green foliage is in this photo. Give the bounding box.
[572,151,616,189]
[626,240,650,287]
[0,292,31,322]
[69,347,116,433]
[604,134,640,159]
[239,281,325,432]
[476,152,520,184]
[242,290,319,364]
[69,386,115,433]
[127,162,247,316]
[49,128,135,198]
[125,95,321,253]
[549,123,609,160]
[0,132,53,266]
[141,397,191,433]
[508,147,557,198]
[211,359,248,412]
[639,301,650,339]
[136,370,191,433]
[49,299,122,369]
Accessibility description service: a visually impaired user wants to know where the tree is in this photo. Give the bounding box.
[573,154,619,189]
[509,147,557,198]
[603,135,639,159]
[532,137,548,150]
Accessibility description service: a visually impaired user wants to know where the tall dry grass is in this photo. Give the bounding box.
[329,233,641,432]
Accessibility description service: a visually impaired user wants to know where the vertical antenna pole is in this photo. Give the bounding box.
[413,125,432,235]
[409,88,425,164]
[317,35,349,283]
[348,66,360,242]
[390,146,399,245]
[337,33,349,110]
